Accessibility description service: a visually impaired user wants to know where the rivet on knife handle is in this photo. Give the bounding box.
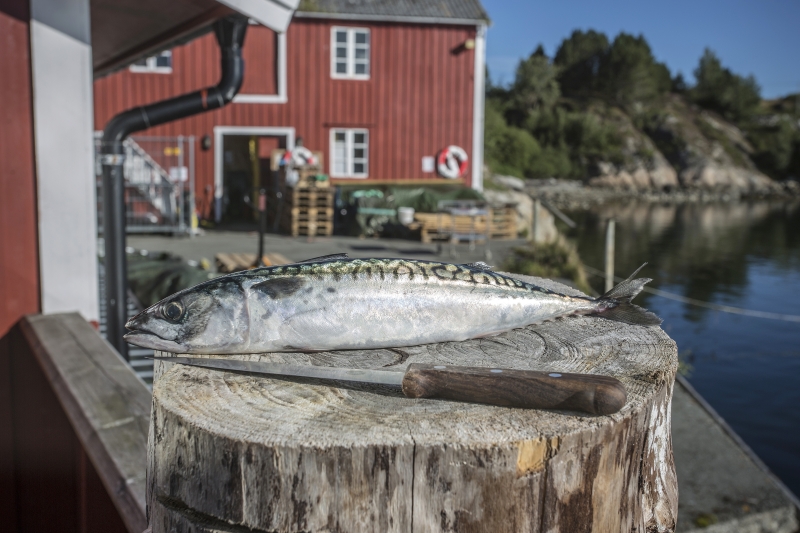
[400,364,627,415]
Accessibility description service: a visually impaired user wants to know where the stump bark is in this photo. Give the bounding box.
[147,274,678,532]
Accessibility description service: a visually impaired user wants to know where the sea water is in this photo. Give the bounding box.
[567,199,800,496]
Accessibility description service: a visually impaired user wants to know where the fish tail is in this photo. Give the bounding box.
[594,263,662,326]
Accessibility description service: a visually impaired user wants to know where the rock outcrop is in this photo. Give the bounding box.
[641,96,779,193]
[587,110,679,190]
[585,95,784,194]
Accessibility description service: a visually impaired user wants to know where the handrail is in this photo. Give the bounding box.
[18,313,151,532]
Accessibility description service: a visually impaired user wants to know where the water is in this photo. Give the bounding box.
[564,199,800,496]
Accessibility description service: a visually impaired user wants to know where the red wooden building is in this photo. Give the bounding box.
[93,0,489,222]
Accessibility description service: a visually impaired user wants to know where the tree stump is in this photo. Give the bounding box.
[147,274,678,532]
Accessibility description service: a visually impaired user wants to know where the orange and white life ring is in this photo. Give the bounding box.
[282,146,317,167]
[437,145,468,179]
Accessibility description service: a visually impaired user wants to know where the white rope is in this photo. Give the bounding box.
[582,263,800,323]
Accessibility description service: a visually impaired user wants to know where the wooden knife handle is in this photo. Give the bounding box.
[401,364,626,415]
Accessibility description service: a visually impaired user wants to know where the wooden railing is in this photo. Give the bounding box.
[1,313,150,533]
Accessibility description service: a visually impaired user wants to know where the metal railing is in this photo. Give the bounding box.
[95,134,195,234]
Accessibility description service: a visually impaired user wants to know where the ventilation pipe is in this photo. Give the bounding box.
[101,15,248,359]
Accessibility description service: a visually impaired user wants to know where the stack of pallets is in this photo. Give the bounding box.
[489,206,517,240]
[268,150,335,237]
[280,186,335,237]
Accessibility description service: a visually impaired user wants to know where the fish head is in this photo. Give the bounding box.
[124,278,250,354]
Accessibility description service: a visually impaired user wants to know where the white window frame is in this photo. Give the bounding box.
[331,27,370,80]
[330,129,369,178]
[234,29,288,104]
[129,50,172,74]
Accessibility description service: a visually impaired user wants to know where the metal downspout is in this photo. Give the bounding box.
[101,15,248,359]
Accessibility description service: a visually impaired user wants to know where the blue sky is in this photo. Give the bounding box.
[481,0,800,99]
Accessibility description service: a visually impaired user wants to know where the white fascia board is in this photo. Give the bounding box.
[471,24,486,192]
[30,0,99,322]
[216,0,298,33]
[294,11,488,26]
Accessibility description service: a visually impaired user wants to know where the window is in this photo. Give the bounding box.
[331,27,370,79]
[130,51,172,74]
[330,129,368,177]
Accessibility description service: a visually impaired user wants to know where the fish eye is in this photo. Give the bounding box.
[162,301,184,322]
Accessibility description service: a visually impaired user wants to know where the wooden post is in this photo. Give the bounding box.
[605,218,616,293]
[147,274,678,533]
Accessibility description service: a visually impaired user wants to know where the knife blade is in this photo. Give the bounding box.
[152,356,627,415]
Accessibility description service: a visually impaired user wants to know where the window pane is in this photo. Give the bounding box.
[336,47,347,58]
[354,148,364,158]
[354,133,365,144]
[336,31,347,43]
[354,163,365,174]
[336,62,347,74]
[333,132,347,175]
[355,63,367,75]
[355,32,368,44]
[355,48,366,59]
[133,58,147,66]
[155,53,171,68]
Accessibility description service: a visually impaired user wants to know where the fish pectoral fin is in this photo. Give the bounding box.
[252,277,308,299]
[463,261,493,271]
[296,253,349,264]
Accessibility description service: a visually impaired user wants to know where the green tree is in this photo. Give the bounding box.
[597,33,670,108]
[554,30,609,98]
[692,48,761,123]
[749,117,799,179]
[509,49,561,116]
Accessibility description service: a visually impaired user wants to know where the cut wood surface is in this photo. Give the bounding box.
[148,274,678,533]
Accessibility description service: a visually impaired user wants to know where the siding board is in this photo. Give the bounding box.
[94,20,477,218]
[0,2,40,337]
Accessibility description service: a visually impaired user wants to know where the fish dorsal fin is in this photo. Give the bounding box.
[297,253,349,264]
[464,261,493,271]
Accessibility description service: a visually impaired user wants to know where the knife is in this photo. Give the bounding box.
[152,356,627,415]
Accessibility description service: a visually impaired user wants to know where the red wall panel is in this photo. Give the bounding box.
[93,19,478,219]
[0,2,40,338]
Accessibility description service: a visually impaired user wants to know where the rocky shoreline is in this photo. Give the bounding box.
[486,174,799,211]
[524,177,800,210]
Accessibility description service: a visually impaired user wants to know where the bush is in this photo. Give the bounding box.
[502,239,591,294]
[748,118,800,179]
[484,99,542,178]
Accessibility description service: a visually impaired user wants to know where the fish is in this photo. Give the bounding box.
[124,254,661,354]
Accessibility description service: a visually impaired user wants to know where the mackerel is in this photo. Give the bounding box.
[124,254,660,354]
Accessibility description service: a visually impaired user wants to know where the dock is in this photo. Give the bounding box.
[88,231,799,531]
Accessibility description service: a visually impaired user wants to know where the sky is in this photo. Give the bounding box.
[481,0,800,99]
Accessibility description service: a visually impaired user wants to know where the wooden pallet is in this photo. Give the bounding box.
[415,209,517,243]
[215,252,293,274]
[490,207,517,240]
[284,219,333,237]
[283,188,334,208]
[285,207,334,218]
[275,184,336,236]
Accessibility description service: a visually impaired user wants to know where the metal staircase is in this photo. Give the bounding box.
[95,134,194,235]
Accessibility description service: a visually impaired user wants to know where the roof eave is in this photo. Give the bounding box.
[293,11,489,26]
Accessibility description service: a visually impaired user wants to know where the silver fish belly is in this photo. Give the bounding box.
[124,257,659,354]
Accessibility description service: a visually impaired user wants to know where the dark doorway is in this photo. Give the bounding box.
[221,134,286,224]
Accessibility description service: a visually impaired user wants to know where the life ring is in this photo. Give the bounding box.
[437,145,469,179]
[282,146,317,167]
